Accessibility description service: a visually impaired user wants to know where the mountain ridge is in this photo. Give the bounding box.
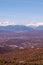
[0,25,43,31]
[0,25,33,31]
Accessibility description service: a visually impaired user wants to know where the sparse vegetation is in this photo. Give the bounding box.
[0,48,43,65]
[0,31,43,65]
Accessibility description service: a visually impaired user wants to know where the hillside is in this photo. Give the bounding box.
[0,26,43,65]
[0,48,43,65]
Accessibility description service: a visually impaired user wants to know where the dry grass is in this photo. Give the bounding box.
[0,48,43,65]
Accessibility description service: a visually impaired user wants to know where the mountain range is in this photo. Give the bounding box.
[0,25,43,53]
[0,25,43,31]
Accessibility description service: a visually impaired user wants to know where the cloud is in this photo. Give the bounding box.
[25,22,43,27]
[0,21,15,26]
[0,21,43,26]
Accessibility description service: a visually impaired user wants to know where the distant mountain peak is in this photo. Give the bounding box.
[0,25,34,31]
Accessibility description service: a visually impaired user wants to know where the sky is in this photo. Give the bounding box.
[0,0,43,26]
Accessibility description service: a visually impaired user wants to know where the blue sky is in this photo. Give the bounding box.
[0,0,43,26]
